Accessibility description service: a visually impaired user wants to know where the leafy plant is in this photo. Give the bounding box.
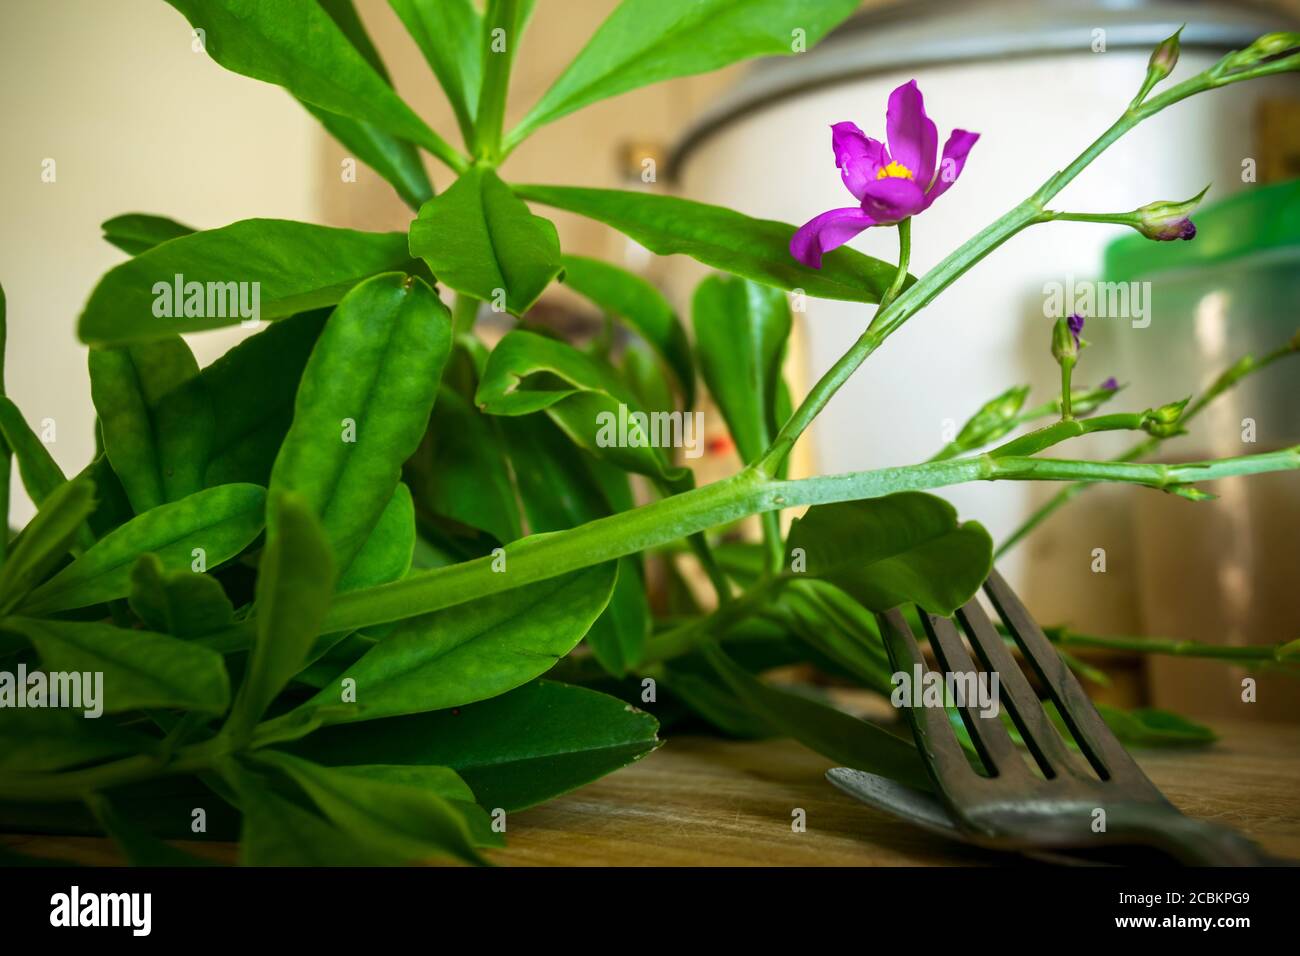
[1,2,1298,865]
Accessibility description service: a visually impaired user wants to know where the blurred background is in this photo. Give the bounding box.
[1,0,1297,719]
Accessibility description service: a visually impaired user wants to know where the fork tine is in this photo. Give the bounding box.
[878,609,973,786]
[982,570,1156,788]
[955,596,1095,781]
[919,612,1030,781]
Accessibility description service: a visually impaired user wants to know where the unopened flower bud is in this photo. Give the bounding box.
[1071,378,1123,416]
[1052,314,1086,365]
[955,385,1030,449]
[1134,186,1207,241]
[1148,27,1182,80]
[1143,396,1190,436]
[1219,31,1299,73]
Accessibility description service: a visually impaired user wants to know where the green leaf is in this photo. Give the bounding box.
[160,0,460,166]
[305,108,434,211]
[408,167,561,316]
[265,564,616,737]
[250,750,487,865]
[304,0,434,209]
[128,553,235,639]
[89,336,214,512]
[224,759,413,866]
[508,0,860,145]
[0,708,147,773]
[1093,704,1217,748]
[777,579,894,694]
[585,557,648,676]
[3,617,230,714]
[101,214,195,255]
[785,492,993,616]
[19,483,266,615]
[85,794,212,866]
[0,477,96,615]
[477,329,686,484]
[701,641,930,789]
[475,0,535,157]
[692,275,790,464]
[561,254,694,406]
[516,184,900,303]
[226,493,336,740]
[288,679,659,812]
[200,310,327,487]
[337,482,414,592]
[78,219,418,344]
[404,386,522,545]
[389,0,483,146]
[269,273,451,569]
[0,396,67,506]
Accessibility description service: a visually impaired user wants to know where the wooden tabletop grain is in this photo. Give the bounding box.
[6,719,1299,866]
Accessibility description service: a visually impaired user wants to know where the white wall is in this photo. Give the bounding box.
[0,0,320,522]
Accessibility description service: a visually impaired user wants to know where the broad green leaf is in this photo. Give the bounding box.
[408,166,561,315]
[224,759,410,866]
[337,482,414,592]
[289,680,660,812]
[515,184,900,303]
[701,641,930,789]
[19,483,266,615]
[785,493,994,616]
[89,336,213,512]
[692,275,790,464]
[269,273,451,569]
[101,213,195,256]
[497,415,641,675]
[585,557,648,676]
[226,493,336,740]
[161,0,459,164]
[509,0,860,144]
[85,794,211,866]
[389,0,483,145]
[306,0,433,209]
[477,329,687,484]
[622,345,676,418]
[0,708,148,773]
[0,396,67,505]
[0,478,95,615]
[562,254,694,406]
[128,553,235,639]
[266,564,616,737]
[1093,704,1217,748]
[404,386,522,545]
[78,219,417,344]
[251,750,487,865]
[305,108,434,211]
[3,617,230,714]
[200,310,327,487]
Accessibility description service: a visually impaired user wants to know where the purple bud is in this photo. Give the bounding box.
[1067,313,1085,346]
[1101,376,1119,391]
[1135,187,1207,241]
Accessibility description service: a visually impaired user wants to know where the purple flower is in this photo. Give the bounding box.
[790,81,979,268]
[1067,313,1085,347]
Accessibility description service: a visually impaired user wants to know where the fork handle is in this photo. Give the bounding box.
[1113,808,1279,866]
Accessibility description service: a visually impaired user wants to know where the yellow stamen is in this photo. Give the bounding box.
[876,161,914,181]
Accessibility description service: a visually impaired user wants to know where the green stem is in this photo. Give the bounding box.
[1048,626,1300,665]
[1059,357,1076,421]
[989,413,1149,458]
[758,51,1300,479]
[451,293,480,338]
[475,0,523,161]
[299,446,1300,636]
[641,576,788,665]
[869,218,911,328]
[998,339,1300,556]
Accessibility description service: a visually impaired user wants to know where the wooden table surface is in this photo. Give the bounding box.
[6,719,1299,866]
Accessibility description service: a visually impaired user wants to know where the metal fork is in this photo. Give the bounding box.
[856,570,1271,866]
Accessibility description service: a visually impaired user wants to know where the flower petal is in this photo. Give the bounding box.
[924,129,979,205]
[831,121,887,201]
[860,177,928,224]
[886,80,938,186]
[790,206,877,268]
